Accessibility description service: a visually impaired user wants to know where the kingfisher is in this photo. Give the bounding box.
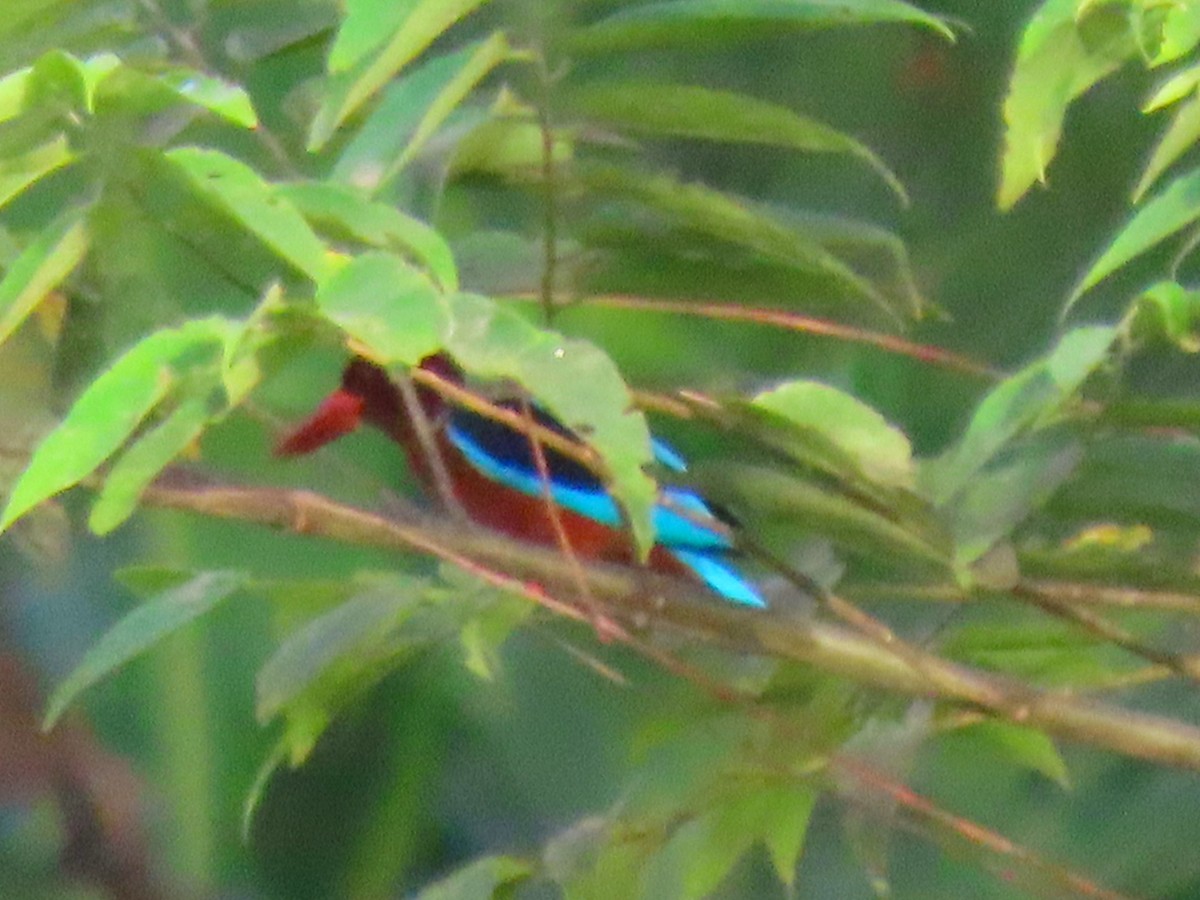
[276,355,765,608]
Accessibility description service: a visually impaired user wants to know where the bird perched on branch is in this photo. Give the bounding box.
[276,355,764,608]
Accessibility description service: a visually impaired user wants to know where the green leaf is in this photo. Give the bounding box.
[924,326,1115,506]
[44,571,244,728]
[758,784,818,886]
[1132,280,1200,351]
[578,164,897,319]
[309,0,494,150]
[951,720,1071,788]
[1,320,228,533]
[24,48,89,117]
[1134,93,1200,202]
[567,82,906,204]
[943,616,1134,687]
[0,135,73,211]
[411,855,532,900]
[387,30,515,180]
[1070,168,1200,311]
[444,292,657,555]
[946,432,1082,567]
[457,592,532,681]
[164,147,333,283]
[448,116,572,176]
[89,394,214,535]
[642,810,756,900]
[998,0,1135,210]
[570,0,953,53]
[316,251,448,363]
[705,462,949,569]
[1144,63,1200,112]
[332,40,490,190]
[640,781,817,899]
[256,576,429,763]
[279,182,458,291]
[160,70,258,128]
[328,0,420,73]
[752,380,914,489]
[1154,2,1200,65]
[242,738,289,842]
[0,207,88,347]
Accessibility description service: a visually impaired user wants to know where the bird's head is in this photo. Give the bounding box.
[275,354,461,456]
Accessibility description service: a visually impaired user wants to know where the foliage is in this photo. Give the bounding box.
[2,1,1200,898]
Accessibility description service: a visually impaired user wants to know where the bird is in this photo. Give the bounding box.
[276,355,764,608]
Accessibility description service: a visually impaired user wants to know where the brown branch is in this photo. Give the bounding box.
[1013,584,1200,684]
[137,470,1200,774]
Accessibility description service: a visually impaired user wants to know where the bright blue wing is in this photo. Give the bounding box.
[446,409,764,607]
[447,417,732,549]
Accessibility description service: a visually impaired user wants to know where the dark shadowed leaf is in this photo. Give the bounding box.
[44,571,245,728]
[255,575,430,763]
[566,81,906,203]
[701,461,950,570]
[945,431,1082,567]
[570,0,952,53]
[578,164,898,319]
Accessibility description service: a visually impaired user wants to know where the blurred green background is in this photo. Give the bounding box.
[3,1,1200,898]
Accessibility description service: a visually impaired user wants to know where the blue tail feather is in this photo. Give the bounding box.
[668,548,766,608]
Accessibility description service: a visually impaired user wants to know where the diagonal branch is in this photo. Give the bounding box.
[140,470,1200,774]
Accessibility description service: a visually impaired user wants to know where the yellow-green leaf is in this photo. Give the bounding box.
[0,208,88,347]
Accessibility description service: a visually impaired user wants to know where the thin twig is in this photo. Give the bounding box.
[1014,584,1200,683]
[535,53,559,325]
[394,375,466,521]
[846,580,1200,616]
[518,396,615,640]
[833,756,1135,900]
[507,292,999,377]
